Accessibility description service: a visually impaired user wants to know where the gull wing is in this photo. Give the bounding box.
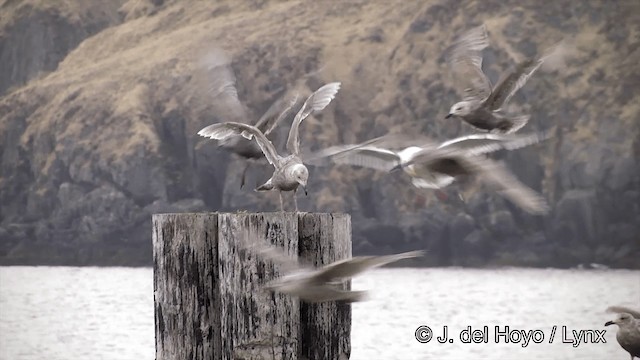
[457,155,550,214]
[254,92,300,136]
[486,42,565,111]
[243,241,303,275]
[445,24,492,102]
[438,132,551,156]
[286,82,341,156]
[196,48,249,123]
[330,146,403,172]
[309,250,424,285]
[304,133,411,165]
[197,122,282,168]
[296,285,368,303]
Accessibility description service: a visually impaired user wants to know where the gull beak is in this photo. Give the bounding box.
[390,164,403,173]
[604,320,615,327]
[445,113,453,119]
[302,185,308,196]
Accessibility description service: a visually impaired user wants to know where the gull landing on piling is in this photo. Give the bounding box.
[198,82,341,212]
[194,48,301,188]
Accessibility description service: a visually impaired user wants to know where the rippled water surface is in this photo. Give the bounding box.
[1,266,638,360]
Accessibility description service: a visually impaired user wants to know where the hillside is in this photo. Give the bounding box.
[0,0,638,267]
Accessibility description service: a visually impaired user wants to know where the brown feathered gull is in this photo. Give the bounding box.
[196,48,300,188]
[245,238,424,303]
[444,24,566,133]
[198,82,341,212]
[605,309,640,360]
[307,132,551,214]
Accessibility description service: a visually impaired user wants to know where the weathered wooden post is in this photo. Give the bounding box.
[152,212,352,360]
[298,213,351,360]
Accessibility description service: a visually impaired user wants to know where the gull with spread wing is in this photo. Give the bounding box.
[445,24,566,134]
[245,239,424,303]
[198,82,341,212]
[307,132,551,214]
[196,48,301,188]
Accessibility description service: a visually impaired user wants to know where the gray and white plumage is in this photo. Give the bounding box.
[247,240,424,303]
[605,312,640,359]
[445,24,565,134]
[608,306,640,320]
[394,134,551,214]
[308,132,550,214]
[198,82,341,212]
[196,48,300,187]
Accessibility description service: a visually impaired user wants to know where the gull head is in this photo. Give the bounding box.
[446,100,474,118]
[605,312,635,327]
[292,164,309,194]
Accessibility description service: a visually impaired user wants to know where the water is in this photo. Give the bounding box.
[0,267,637,360]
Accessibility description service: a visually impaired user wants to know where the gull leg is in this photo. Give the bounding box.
[240,162,250,189]
[279,191,285,213]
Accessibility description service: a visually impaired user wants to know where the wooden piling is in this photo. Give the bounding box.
[152,212,352,360]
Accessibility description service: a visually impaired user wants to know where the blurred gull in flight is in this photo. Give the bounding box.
[246,239,424,303]
[444,24,568,134]
[198,82,341,212]
[308,132,551,214]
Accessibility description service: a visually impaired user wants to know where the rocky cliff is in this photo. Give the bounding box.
[1,0,638,267]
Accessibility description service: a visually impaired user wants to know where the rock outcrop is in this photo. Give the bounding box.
[1,0,638,267]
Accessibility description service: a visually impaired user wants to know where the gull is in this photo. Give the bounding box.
[390,134,550,214]
[605,312,640,359]
[246,239,424,303]
[308,132,550,214]
[196,48,301,188]
[444,24,565,133]
[198,82,341,212]
[608,306,640,319]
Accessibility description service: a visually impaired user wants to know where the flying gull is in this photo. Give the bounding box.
[198,82,341,212]
[444,24,565,133]
[605,311,640,359]
[196,48,301,188]
[246,239,424,303]
[307,132,551,214]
